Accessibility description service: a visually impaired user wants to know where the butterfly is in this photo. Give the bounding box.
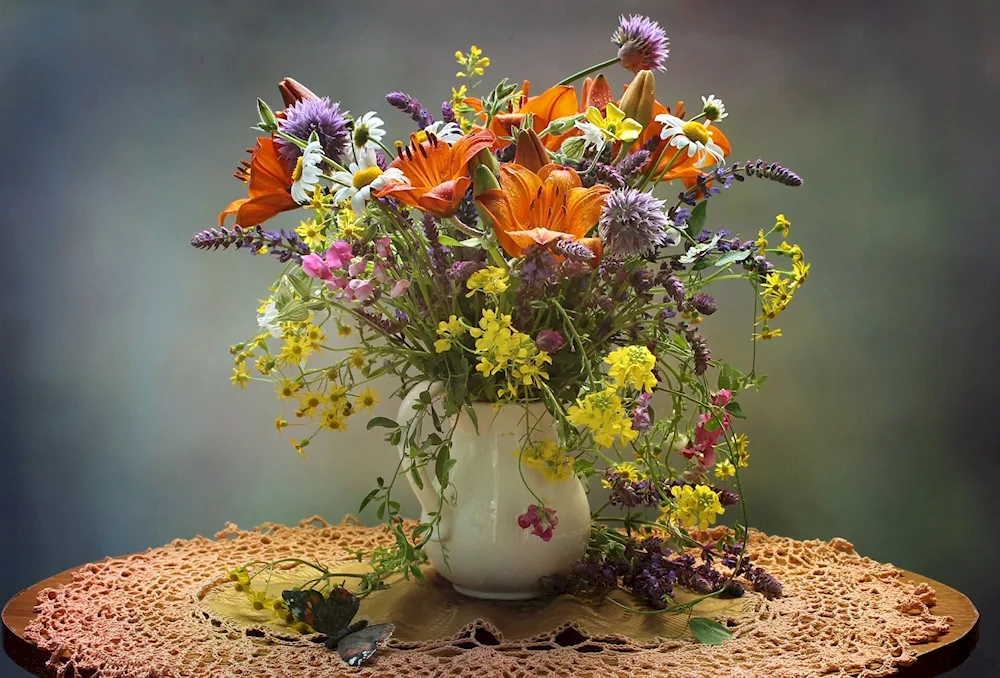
[282,587,395,667]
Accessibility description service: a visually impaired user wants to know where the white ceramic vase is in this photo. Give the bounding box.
[397,382,591,600]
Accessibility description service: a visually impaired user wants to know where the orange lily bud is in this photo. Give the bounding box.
[581,75,613,113]
[473,165,501,229]
[513,129,548,173]
[277,78,318,108]
[619,70,656,131]
[469,147,499,177]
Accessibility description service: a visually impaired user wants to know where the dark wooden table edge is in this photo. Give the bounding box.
[3,568,981,678]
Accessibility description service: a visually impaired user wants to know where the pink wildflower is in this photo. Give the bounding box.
[711,389,732,407]
[517,504,558,542]
[376,237,392,258]
[301,253,331,280]
[325,240,353,269]
[348,258,368,277]
[345,278,374,302]
[390,280,411,298]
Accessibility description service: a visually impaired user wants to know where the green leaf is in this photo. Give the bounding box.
[725,401,745,419]
[286,273,312,301]
[367,417,398,430]
[688,201,708,233]
[358,489,380,513]
[435,446,452,487]
[704,417,721,432]
[459,237,483,247]
[688,617,732,645]
[437,235,464,248]
[464,403,479,434]
[410,465,424,490]
[714,249,751,268]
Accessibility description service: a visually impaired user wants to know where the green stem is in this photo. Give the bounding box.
[556,56,621,86]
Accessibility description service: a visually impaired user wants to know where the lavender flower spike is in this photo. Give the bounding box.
[386,91,434,129]
[612,15,669,73]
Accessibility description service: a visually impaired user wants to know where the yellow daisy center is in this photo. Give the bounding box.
[292,156,304,182]
[682,120,710,145]
[353,166,383,189]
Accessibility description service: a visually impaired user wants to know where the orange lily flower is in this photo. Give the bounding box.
[468,81,578,152]
[218,137,299,227]
[476,163,610,259]
[374,129,495,218]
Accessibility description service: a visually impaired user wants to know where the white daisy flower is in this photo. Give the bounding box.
[700,94,727,123]
[331,147,408,214]
[351,111,386,154]
[679,234,721,264]
[256,301,282,338]
[574,120,606,150]
[655,113,725,168]
[290,139,323,204]
[422,120,464,144]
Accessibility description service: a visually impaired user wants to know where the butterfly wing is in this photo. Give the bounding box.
[281,589,325,629]
[337,623,395,667]
[312,586,361,640]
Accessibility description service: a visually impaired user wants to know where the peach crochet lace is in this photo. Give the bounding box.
[23,517,951,677]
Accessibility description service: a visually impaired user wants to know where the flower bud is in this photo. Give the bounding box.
[560,136,586,161]
[619,70,656,131]
[513,129,548,173]
[276,299,309,322]
[535,329,566,354]
[472,164,501,229]
[277,78,318,108]
[256,98,278,133]
[581,75,612,112]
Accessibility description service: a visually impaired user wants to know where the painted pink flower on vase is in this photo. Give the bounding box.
[517,504,558,542]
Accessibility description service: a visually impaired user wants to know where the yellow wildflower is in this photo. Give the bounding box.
[734,433,750,467]
[670,484,725,530]
[227,567,251,592]
[567,387,638,448]
[275,416,288,436]
[295,219,326,251]
[760,272,786,297]
[289,437,309,458]
[349,349,367,370]
[336,321,353,337]
[519,441,574,482]
[753,326,783,341]
[276,379,300,400]
[356,386,380,413]
[247,589,272,611]
[604,345,657,393]
[321,407,349,432]
[775,213,791,238]
[755,229,768,256]
[278,335,313,366]
[434,314,466,353]
[334,207,364,240]
[304,324,326,350]
[297,391,327,416]
[257,298,272,315]
[777,241,803,261]
[714,460,736,480]
[255,355,274,375]
[466,266,509,297]
[601,461,642,488]
[792,260,810,288]
[328,382,348,404]
[585,103,643,143]
[230,366,250,389]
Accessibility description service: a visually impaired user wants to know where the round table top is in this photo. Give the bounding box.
[3,563,979,677]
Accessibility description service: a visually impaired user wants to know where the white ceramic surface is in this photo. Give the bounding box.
[397,382,591,599]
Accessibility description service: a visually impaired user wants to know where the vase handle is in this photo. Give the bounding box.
[396,380,447,515]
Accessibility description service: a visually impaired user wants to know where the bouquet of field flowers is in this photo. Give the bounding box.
[193,14,804,632]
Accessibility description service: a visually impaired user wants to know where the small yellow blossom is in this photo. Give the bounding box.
[775,213,791,238]
[328,382,349,404]
[601,461,642,488]
[356,386,380,413]
[304,324,326,350]
[585,103,643,143]
[714,460,736,480]
[321,407,349,432]
[275,416,288,435]
[295,219,326,251]
[777,241,803,261]
[257,298,272,315]
[230,366,250,389]
[466,266,509,297]
[276,379,300,400]
[278,335,313,366]
[255,355,274,375]
[333,207,364,240]
[604,345,657,393]
[297,391,327,416]
[349,349,367,370]
[336,321,353,337]
[519,441,574,482]
[734,433,750,467]
[289,437,309,458]
[228,567,251,592]
[247,589,272,611]
[753,326,783,341]
[670,484,725,530]
[755,229,768,256]
[567,387,638,448]
[435,314,466,353]
[792,260,810,288]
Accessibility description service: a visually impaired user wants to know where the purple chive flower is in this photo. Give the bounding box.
[276,97,350,166]
[612,15,669,73]
[535,329,566,354]
[599,188,670,258]
[386,91,434,129]
[691,292,718,315]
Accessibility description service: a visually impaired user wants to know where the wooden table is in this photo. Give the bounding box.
[3,565,979,677]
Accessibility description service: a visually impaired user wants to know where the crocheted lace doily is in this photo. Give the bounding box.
[23,516,951,677]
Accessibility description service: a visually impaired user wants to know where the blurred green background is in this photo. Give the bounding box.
[1,1,997,675]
